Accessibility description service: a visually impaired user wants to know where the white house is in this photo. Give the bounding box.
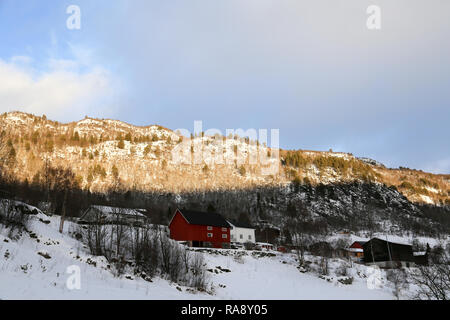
[228,221,256,244]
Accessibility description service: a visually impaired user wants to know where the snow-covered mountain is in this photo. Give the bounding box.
[1,111,448,204]
[0,111,448,237]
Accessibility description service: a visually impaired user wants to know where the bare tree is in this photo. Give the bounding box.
[0,200,31,236]
[79,210,110,257]
[157,226,182,282]
[181,246,192,273]
[111,207,128,258]
[291,228,308,266]
[188,252,208,290]
[386,269,409,300]
[287,215,312,266]
[139,224,159,277]
[410,250,450,300]
[59,189,68,233]
[55,169,77,233]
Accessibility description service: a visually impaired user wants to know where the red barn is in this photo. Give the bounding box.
[169,209,231,249]
[350,241,366,250]
[347,241,366,259]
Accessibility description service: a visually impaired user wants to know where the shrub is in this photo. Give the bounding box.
[337,277,353,285]
[399,181,414,190]
[143,145,151,156]
[78,221,208,290]
[0,200,31,236]
[335,261,350,276]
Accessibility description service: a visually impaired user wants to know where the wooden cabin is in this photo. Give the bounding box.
[169,209,231,249]
[363,238,415,268]
[347,241,366,260]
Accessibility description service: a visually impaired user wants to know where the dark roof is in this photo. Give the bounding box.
[353,241,367,246]
[363,238,412,248]
[178,209,231,228]
[229,220,254,229]
[362,238,414,263]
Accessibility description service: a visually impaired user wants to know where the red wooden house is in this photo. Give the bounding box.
[347,241,366,259]
[169,209,231,249]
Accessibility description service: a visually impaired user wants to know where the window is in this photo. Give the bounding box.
[222,234,227,239]
[240,234,243,239]
[222,227,227,232]
[207,233,213,238]
[207,226,213,231]
[248,235,252,240]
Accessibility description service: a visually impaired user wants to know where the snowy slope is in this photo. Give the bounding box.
[0,201,402,300]
[0,202,202,300]
[197,249,394,300]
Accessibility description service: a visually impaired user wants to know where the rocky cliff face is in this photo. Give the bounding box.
[142,181,449,237]
[0,111,449,236]
[1,112,448,201]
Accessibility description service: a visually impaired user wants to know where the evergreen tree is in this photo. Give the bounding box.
[112,165,119,181]
[143,144,151,156]
[72,131,80,142]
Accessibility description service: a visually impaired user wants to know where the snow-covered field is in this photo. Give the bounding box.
[0,201,422,300]
[198,250,394,300]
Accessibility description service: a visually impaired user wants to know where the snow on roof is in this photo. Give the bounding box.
[347,248,363,253]
[89,205,146,217]
[328,233,419,247]
[369,237,412,247]
[256,242,273,246]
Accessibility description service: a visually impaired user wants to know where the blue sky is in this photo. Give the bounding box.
[0,0,449,173]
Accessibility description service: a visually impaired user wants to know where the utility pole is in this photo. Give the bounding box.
[370,239,375,264]
[386,235,393,268]
[59,189,68,233]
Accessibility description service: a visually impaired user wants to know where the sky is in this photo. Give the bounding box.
[0,0,449,173]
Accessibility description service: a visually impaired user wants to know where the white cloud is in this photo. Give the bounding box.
[46,58,79,72]
[0,55,121,121]
[10,56,33,65]
[424,158,450,175]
